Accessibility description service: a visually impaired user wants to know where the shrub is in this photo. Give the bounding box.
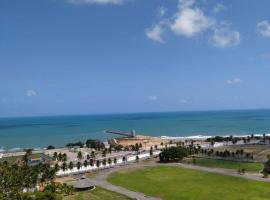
[159,146,188,162]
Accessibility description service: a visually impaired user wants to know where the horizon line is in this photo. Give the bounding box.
[1,107,270,119]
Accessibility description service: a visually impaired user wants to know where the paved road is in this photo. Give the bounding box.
[90,161,270,200]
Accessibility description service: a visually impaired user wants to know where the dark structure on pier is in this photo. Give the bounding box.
[106,130,136,138]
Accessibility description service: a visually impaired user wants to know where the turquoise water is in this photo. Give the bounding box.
[1,109,270,149]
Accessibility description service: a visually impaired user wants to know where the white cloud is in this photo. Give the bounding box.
[26,90,37,97]
[146,0,240,48]
[213,3,226,13]
[146,23,165,43]
[257,20,270,37]
[66,0,124,5]
[179,96,190,104]
[147,95,157,101]
[158,6,167,17]
[179,0,195,9]
[170,0,215,37]
[209,23,240,48]
[226,78,241,84]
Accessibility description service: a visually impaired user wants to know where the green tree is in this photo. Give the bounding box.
[83,160,88,168]
[113,157,117,165]
[68,162,73,171]
[150,146,153,157]
[77,151,83,160]
[53,152,58,161]
[89,159,94,167]
[91,151,95,159]
[159,146,188,162]
[62,153,67,162]
[76,162,81,170]
[262,156,270,174]
[54,163,59,172]
[108,158,112,166]
[122,156,126,164]
[102,149,107,157]
[102,158,107,166]
[96,160,100,168]
[136,155,139,162]
[47,145,55,150]
[61,162,67,172]
[57,153,62,162]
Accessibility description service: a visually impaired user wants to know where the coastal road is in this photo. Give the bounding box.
[90,160,270,200]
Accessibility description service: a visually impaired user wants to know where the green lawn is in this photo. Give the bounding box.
[62,186,133,200]
[0,153,50,164]
[183,157,263,172]
[108,166,270,200]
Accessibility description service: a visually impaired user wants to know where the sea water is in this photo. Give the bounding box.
[1,109,270,149]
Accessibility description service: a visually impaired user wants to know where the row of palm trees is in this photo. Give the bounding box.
[52,152,67,162]
[56,156,127,172]
[200,148,254,160]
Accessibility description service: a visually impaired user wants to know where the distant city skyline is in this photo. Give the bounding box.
[1,0,270,117]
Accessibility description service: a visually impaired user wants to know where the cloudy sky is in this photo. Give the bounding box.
[0,0,270,117]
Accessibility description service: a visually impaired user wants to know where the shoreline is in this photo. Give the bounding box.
[1,133,269,153]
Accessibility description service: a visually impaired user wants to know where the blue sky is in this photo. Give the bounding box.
[1,0,270,117]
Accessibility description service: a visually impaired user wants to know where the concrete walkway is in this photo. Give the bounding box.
[90,160,270,200]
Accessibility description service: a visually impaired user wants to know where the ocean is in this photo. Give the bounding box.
[1,109,270,150]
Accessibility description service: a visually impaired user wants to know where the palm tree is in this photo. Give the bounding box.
[76,162,81,170]
[161,142,164,148]
[150,146,153,157]
[22,154,29,164]
[77,151,83,160]
[58,153,63,162]
[83,160,88,168]
[108,146,112,154]
[108,158,112,166]
[122,156,126,164]
[96,160,100,168]
[102,149,107,157]
[53,152,58,161]
[68,161,73,171]
[91,151,95,159]
[61,162,67,172]
[136,155,139,162]
[54,163,59,172]
[102,158,107,167]
[90,159,94,167]
[62,153,67,162]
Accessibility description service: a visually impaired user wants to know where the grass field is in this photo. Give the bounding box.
[0,153,47,163]
[62,186,133,200]
[183,157,263,172]
[108,166,270,200]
